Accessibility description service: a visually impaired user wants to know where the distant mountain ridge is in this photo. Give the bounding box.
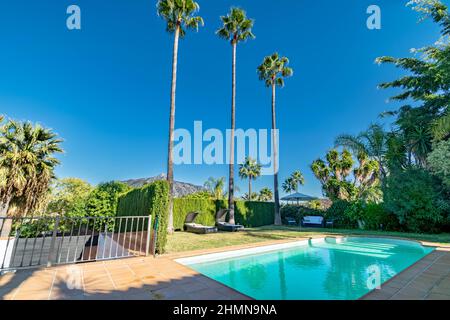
[122,174,205,198]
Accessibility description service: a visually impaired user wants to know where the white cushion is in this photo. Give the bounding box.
[303,216,323,224]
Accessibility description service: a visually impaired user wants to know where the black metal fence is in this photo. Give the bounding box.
[0,215,152,272]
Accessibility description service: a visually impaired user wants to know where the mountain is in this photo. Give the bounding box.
[122,174,205,198]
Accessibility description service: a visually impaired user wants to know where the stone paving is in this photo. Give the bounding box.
[362,248,450,300]
[0,256,250,300]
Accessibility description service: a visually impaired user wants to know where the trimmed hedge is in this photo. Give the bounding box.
[173,198,217,231]
[234,201,274,227]
[116,181,169,254]
[172,198,274,229]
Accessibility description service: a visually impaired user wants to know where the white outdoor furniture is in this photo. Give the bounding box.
[301,216,325,228]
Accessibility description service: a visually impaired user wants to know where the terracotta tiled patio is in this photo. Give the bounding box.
[1,238,449,300]
[0,255,250,300]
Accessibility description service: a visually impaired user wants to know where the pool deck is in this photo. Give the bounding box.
[1,236,449,300]
[362,247,450,300]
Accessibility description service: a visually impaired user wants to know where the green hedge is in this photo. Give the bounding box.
[172,199,274,229]
[234,201,275,227]
[116,181,169,254]
[173,198,217,230]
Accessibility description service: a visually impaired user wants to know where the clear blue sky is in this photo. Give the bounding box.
[0,0,446,197]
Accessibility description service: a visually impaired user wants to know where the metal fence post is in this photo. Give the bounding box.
[47,216,60,268]
[145,215,152,256]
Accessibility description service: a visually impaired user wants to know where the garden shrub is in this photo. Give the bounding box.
[343,201,399,231]
[280,205,324,225]
[383,168,444,233]
[325,200,352,228]
[116,181,169,254]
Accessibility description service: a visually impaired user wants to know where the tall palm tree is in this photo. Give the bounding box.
[217,7,255,224]
[239,157,261,201]
[257,53,293,225]
[157,0,204,233]
[0,120,63,236]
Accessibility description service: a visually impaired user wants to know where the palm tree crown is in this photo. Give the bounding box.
[258,187,273,202]
[216,7,255,44]
[257,53,293,87]
[157,0,204,37]
[239,157,262,199]
[239,157,262,181]
[282,171,305,194]
[0,120,63,215]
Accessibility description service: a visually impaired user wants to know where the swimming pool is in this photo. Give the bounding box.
[176,237,434,300]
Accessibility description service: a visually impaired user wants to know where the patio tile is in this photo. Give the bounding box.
[425,293,450,300]
[392,286,428,300]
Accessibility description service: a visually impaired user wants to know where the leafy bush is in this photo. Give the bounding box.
[280,205,324,225]
[383,168,445,233]
[428,140,450,188]
[117,181,169,254]
[343,201,399,231]
[325,200,352,227]
[12,218,54,238]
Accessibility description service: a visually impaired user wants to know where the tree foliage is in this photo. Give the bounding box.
[311,149,380,202]
[428,140,450,187]
[46,178,92,217]
[0,119,63,216]
[383,168,445,233]
[282,171,305,194]
[156,0,204,38]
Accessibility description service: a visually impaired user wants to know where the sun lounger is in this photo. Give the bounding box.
[184,212,218,234]
[215,209,244,232]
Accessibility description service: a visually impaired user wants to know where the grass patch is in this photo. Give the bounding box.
[165,225,450,254]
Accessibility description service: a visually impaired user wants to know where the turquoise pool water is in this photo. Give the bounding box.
[185,237,434,300]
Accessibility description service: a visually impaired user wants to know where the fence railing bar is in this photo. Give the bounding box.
[123,217,129,257]
[139,217,145,255]
[72,220,82,263]
[88,218,96,262]
[19,217,32,267]
[108,218,116,260]
[115,218,122,258]
[56,218,66,264]
[0,219,8,269]
[38,217,53,266]
[66,220,75,264]
[145,216,152,256]
[101,221,108,260]
[47,216,60,267]
[81,218,91,262]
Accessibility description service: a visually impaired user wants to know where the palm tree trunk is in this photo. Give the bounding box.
[166,25,180,234]
[228,40,237,225]
[0,197,12,238]
[272,82,282,226]
[248,178,252,201]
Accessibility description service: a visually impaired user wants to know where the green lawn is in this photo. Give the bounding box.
[165,225,450,254]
